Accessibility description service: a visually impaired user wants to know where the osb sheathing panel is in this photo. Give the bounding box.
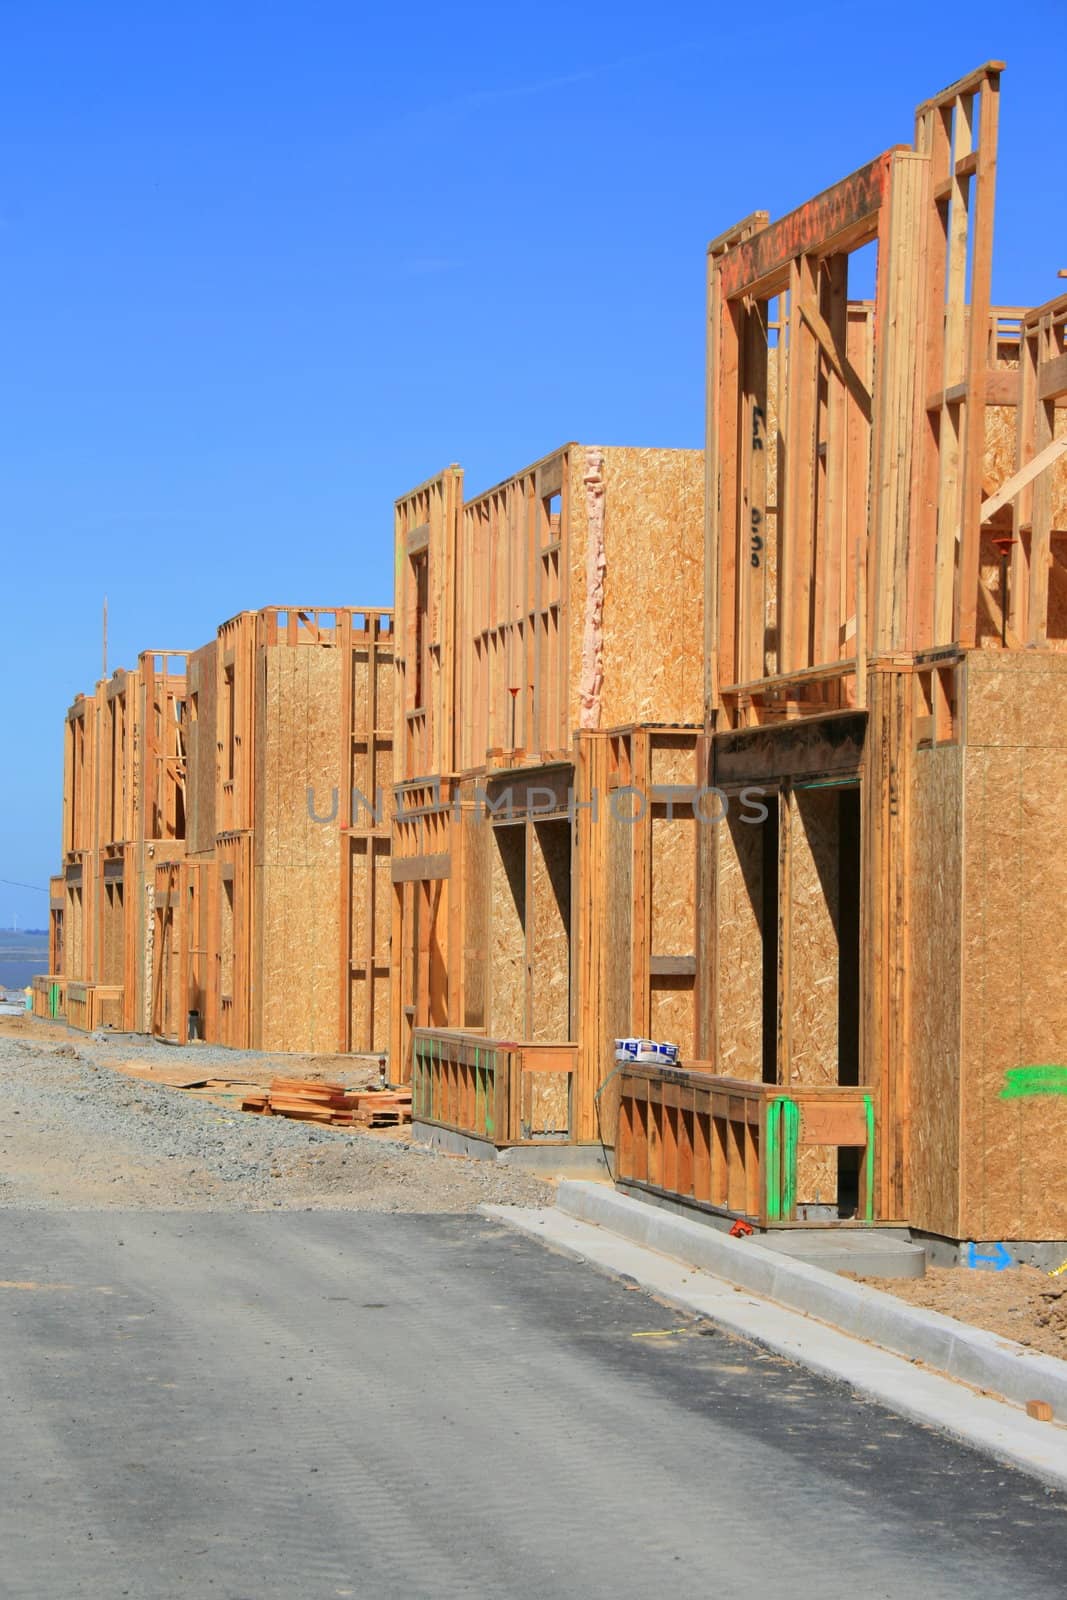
[258,647,344,1052]
[650,979,693,1054]
[984,405,1016,509]
[524,1071,570,1135]
[714,812,763,1081]
[488,824,526,1040]
[462,790,489,1030]
[789,790,840,1205]
[187,642,217,856]
[984,404,1067,531]
[650,814,696,964]
[566,448,704,734]
[600,804,634,1144]
[352,647,371,742]
[979,403,1016,650]
[649,737,697,787]
[959,658,1067,1238]
[372,975,389,1054]
[964,650,1067,747]
[374,741,394,803]
[427,877,449,1027]
[373,836,391,955]
[375,654,392,732]
[349,839,370,958]
[907,746,963,1237]
[982,407,1067,649]
[530,820,570,1042]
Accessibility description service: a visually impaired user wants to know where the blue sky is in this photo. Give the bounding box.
[1,2,1064,928]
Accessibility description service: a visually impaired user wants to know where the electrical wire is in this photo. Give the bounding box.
[593,1059,629,1183]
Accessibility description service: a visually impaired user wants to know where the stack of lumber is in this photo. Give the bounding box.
[241,1078,412,1129]
[345,1089,413,1128]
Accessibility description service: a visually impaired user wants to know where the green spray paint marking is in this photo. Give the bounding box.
[765,1100,782,1221]
[781,1099,799,1219]
[863,1094,876,1223]
[766,1098,800,1221]
[999,1065,1067,1099]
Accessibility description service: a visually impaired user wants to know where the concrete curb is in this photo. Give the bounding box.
[485,1203,1067,1493]
[555,1180,1067,1419]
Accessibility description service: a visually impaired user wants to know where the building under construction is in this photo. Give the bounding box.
[35,607,393,1057]
[390,448,704,1152]
[392,62,1067,1247]
[33,60,1067,1247]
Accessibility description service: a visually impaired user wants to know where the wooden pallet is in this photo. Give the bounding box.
[241,1080,412,1129]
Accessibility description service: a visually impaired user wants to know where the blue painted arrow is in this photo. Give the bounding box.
[966,1241,1012,1271]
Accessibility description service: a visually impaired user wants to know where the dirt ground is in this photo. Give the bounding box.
[852,1265,1067,1363]
[0,1012,554,1214]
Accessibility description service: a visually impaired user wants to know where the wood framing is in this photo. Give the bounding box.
[40,607,393,1059]
[44,652,190,1035]
[391,447,705,1148]
[157,606,394,1053]
[687,61,1067,1237]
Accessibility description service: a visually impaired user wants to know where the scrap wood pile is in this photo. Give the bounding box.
[241,1078,412,1129]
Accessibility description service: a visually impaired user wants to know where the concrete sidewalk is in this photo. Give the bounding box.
[486,1184,1067,1493]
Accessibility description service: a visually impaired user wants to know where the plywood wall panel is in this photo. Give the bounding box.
[790,790,840,1083]
[790,789,840,1205]
[258,646,345,1052]
[965,651,1067,747]
[650,813,696,963]
[907,746,963,1237]
[188,642,217,856]
[650,978,692,1051]
[650,739,698,787]
[960,724,1067,1239]
[488,824,526,1040]
[530,819,570,1042]
[714,812,763,1081]
[373,837,392,958]
[595,449,704,731]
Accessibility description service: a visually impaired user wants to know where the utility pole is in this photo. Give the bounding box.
[102,596,108,680]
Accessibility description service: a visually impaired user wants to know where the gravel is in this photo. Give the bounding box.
[0,1016,555,1214]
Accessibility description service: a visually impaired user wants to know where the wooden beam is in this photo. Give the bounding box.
[981,435,1067,522]
[716,154,890,301]
[796,293,873,423]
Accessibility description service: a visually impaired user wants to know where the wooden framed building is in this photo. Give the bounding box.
[149,605,393,1055]
[36,607,393,1059]
[612,61,1067,1243]
[391,446,706,1153]
[34,652,190,1032]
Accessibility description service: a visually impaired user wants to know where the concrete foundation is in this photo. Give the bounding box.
[412,1122,610,1176]
[912,1232,1067,1271]
[616,1180,924,1276]
[756,1230,926,1279]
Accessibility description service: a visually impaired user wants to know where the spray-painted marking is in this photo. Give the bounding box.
[1048,1260,1067,1277]
[1000,1065,1067,1099]
[964,1242,1012,1271]
[750,508,763,568]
